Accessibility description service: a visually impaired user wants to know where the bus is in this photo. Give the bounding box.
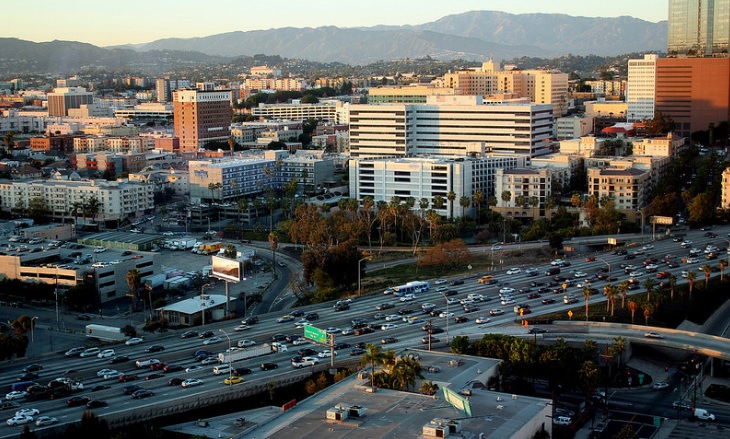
[392,281,430,297]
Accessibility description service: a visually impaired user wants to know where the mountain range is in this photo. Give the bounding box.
[0,11,667,75]
[120,11,667,63]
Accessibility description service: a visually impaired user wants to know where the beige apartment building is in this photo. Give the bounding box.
[493,168,552,219]
[587,167,652,214]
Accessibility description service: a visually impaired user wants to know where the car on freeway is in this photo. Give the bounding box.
[132,390,154,399]
[434,279,447,285]
[525,268,539,276]
[397,308,415,315]
[90,385,110,392]
[528,328,548,334]
[224,376,244,385]
[260,362,279,371]
[233,325,250,332]
[145,345,165,353]
[233,367,252,376]
[381,337,398,344]
[449,279,464,285]
[200,357,218,366]
[542,298,556,305]
[103,371,124,380]
[64,347,86,357]
[166,378,183,386]
[499,287,515,295]
[203,336,222,345]
[350,348,366,356]
[125,337,144,346]
[181,379,204,388]
[6,415,33,426]
[163,364,183,373]
[318,350,337,358]
[422,336,440,344]
[86,400,108,409]
[96,369,117,378]
[5,391,27,400]
[652,381,669,390]
[292,357,319,368]
[15,409,39,417]
[501,299,515,305]
[66,396,91,407]
[146,373,164,381]
[185,365,204,373]
[79,347,100,358]
[237,340,256,348]
[198,331,214,339]
[180,330,198,339]
[375,303,394,311]
[489,309,505,316]
[118,374,138,383]
[439,311,454,318]
[35,416,57,427]
[454,316,469,323]
[475,316,490,324]
[585,256,596,262]
[574,271,587,278]
[644,332,664,339]
[672,400,691,410]
[108,355,129,364]
[506,268,521,275]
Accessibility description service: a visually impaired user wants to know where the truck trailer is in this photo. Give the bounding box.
[85,324,127,341]
[217,344,274,364]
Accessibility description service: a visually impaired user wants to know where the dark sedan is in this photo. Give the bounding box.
[145,345,165,353]
[260,362,278,371]
[66,396,91,407]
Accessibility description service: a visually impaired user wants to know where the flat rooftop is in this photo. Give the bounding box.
[164,350,552,439]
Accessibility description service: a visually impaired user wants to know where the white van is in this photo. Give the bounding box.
[693,408,716,420]
[79,347,100,357]
[271,342,288,352]
[213,365,231,375]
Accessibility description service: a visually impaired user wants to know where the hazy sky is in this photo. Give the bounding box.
[4,0,668,47]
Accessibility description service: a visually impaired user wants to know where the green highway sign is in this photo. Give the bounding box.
[303,325,327,344]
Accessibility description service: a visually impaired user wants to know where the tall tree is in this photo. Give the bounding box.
[627,300,638,324]
[581,286,592,321]
[643,278,655,301]
[720,260,727,282]
[459,195,470,220]
[359,344,384,392]
[268,231,279,269]
[685,271,697,301]
[700,264,713,288]
[446,191,456,220]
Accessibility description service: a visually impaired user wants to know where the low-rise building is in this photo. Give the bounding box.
[494,168,552,219]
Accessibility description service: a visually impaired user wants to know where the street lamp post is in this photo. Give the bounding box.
[54,267,60,330]
[219,329,233,386]
[637,209,645,237]
[438,292,449,344]
[358,257,372,296]
[30,316,38,343]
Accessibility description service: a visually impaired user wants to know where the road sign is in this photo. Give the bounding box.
[639,373,645,385]
[567,310,573,320]
[653,416,661,427]
[303,325,327,344]
[651,216,673,225]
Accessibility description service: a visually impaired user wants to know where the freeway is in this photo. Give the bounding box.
[2,226,729,434]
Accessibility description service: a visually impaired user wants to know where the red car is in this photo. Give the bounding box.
[656,271,671,279]
[119,374,138,382]
[150,362,167,371]
[585,256,596,262]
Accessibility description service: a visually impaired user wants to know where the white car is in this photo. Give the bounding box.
[325,327,340,334]
[233,325,250,332]
[446,297,460,305]
[341,328,355,336]
[292,338,309,346]
[499,287,515,295]
[5,391,26,400]
[293,320,310,328]
[686,257,699,264]
[80,347,100,357]
[96,369,118,377]
[93,246,106,253]
[574,271,587,278]
[475,317,491,324]
[162,231,174,236]
[460,298,475,305]
[237,339,256,348]
[6,415,33,426]
[97,349,115,358]
[35,416,57,427]
[318,350,337,358]
[201,357,218,365]
[551,259,565,266]
[439,311,455,318]
[489,309,505,316]
[203,336,222,345]
[381,323,398,330]
[421,303,436,310]
[384,314,400,321]
[185,365,204,373]
[399,294,415,302]
[501,299,516,305]
[435,286,447,292]
[181,378,204,388]
[125,337,144,346]
[103,371,124,380]
[506,268,521,275]
[629,271,643,278]
[434,279,447,285]
[15,409,39,417]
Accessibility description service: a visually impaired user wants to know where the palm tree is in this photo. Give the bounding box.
[610,336,626,372]
[581,286,592,321]
[237,198,249,223]
[608,285,619,317]
[359,344,384,392]
[472,190,483,223]
[392,355,423,391]
[71,201,83,226]
[686,271,697,301]
[603,284,612,312]
[459,195,470,220]
[643,303,653,325]
[207,183,217,202]
[668,274,677,301]
[501,190,512,206]
[618,280,630,309]
[643,278,655,301]
[85,196,100,226]
[268,231,279,268]
[628,299,638,324]
[446,191,456,220]
[432,195,445,210]
[700,264,712,288]
[419,380,439,396]
[720,260,727,282]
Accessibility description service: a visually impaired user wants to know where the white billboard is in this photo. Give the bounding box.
[210,255,241,283]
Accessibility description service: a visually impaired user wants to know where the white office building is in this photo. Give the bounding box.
[627,54,658,122]
[349,155,525,218]
[349,96,554,159]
